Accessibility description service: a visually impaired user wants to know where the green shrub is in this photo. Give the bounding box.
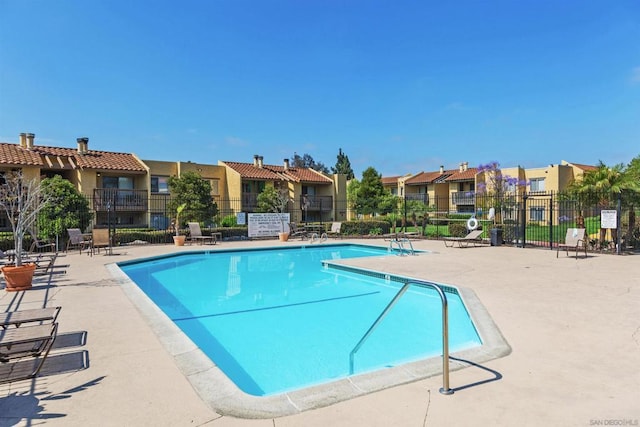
[220,215,238,227]
[448,222,468,237]
[369,227,382,235]
[341,220,390,236]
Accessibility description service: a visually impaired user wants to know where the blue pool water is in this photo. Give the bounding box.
[119,244,481,396]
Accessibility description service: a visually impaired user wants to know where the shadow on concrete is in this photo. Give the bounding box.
[450,356,503,393]
[0,374,104,427]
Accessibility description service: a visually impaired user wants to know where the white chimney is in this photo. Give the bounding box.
[463,162,468,171]
[258,156,264,168]
[26,133,35,149]
[253,154,259,167]
[19,133,27,148]
[284,158,289,170]
[439,165,444,174]
[459,163,464,173]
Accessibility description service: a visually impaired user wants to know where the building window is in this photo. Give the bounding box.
[103,176,134,189]
[530,207,545,221]
[209,179,219,195]
[151,176,169,193]
[302,185,316,196]
[530,178,545,192]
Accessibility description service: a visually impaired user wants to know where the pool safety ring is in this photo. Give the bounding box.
[466,217,478,230]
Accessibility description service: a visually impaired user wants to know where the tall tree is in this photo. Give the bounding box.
[38,175,92,239]
[331,148,355,180]
[354,167,389,216]
[168,171,218,225]
[291,152,330,174]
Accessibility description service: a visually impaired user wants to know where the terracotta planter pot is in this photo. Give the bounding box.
[279,232,289,242]
[2,263,37,292]
[173,235,186,246]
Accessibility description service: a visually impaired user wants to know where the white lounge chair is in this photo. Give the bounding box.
[326,222,342,239]
[188,222,217,245]
[443,229,485,248]
[557,228,587,258]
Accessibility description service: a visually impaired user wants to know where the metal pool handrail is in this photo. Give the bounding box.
[348,280,453,395]
[388,238,415,255]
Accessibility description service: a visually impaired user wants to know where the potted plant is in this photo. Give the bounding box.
[172,203,187,246]
[0,171,53,291]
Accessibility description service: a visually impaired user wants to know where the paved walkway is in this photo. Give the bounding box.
[1,239,638,426]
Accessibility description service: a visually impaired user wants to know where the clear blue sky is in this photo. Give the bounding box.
[1,1,639,178]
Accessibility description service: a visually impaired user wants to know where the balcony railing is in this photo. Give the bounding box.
[93,189,148,212]
[452,192,475,206]
[300,195,333,212]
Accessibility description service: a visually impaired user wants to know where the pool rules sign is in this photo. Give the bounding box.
[601,210,617,229]
[248,213,290,237]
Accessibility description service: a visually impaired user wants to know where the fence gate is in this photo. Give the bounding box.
[522,194,555,249]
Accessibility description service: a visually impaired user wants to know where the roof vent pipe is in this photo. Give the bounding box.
[439,165,444,174]
[26,133,35,149]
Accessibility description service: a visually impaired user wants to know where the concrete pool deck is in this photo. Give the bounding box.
[1,239,638,426]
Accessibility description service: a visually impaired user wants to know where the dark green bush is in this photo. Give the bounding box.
[220,215,238,227]
[341,220,390,236]
[448,222,468,237]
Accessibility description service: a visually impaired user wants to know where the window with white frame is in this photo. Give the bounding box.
[530,178,545,192]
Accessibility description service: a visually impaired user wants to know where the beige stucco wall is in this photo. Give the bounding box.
[332,174,347,221]
[220,162,243,214]
[433,183,449,211]
[177,162,227,198]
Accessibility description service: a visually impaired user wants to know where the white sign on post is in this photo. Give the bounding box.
[247,213,290,237]
[600,210,617,229]
[236,212,246,225]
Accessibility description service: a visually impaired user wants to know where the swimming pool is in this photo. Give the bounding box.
[119,244,481,396]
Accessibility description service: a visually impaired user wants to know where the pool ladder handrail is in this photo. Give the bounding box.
[388,237,415,256]
[348,280,453,395]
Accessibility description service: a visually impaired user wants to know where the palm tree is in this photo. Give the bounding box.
[568,161,640,248]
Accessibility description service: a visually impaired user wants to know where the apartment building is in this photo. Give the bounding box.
[0,134,347,230]
[220,155,347,223]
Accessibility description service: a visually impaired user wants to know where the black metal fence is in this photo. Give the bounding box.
[4,190,637,253]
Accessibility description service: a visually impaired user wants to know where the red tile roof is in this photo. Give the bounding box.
[405,170,453,185]
[381,176,401,185]
[445,167,478,182]
[569,162,598,172]
[0,142,147,172]
[222,161,333,184]
[0,143,44,166]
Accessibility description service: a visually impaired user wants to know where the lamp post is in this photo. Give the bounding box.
[106,198,113,255]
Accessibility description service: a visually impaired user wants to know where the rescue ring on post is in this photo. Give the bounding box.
[466,217,478,230]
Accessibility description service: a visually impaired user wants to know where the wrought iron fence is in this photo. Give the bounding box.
[3,189,637,253]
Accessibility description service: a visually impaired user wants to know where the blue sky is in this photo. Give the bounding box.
[1,1,639,178]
